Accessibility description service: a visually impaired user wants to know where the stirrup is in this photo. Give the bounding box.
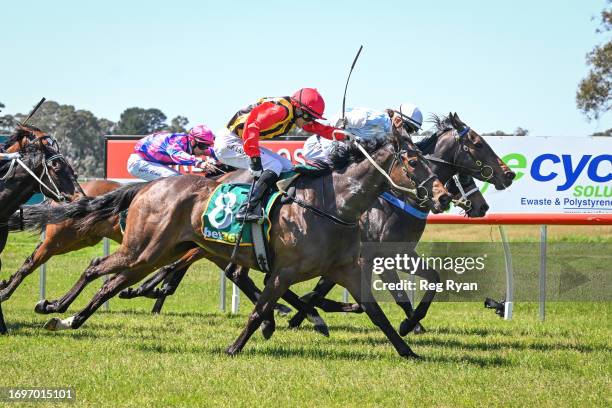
[235,203,263,223]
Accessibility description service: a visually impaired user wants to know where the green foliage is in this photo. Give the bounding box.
[592,127,612,136]
[115,107,168,135]
[483,127,529,136]
[576,1,612,120]
[168,115,190,133]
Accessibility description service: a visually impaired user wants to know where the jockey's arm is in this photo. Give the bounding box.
[242,102,287,158]
[302,121,346,141]
[166,140,200,165]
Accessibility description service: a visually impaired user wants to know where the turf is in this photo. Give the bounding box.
[0,230,610,407]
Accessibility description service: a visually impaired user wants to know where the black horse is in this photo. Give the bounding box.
[0,124,84,333]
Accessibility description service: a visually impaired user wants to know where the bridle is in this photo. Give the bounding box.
[353,137,432,207]
[0,133,84,201]
[447,174,480,213]
[424,127,495,180]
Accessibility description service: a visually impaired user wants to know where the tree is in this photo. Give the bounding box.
[592,128,612,136]
[483,128,529,136]
[168,115,189,133]
[115,107,167,135]
[513,127,529,136]
[576,1,611,120]
[0,101,17,134]
[9,100,114,177]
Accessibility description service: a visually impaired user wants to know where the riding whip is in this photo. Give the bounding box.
[20,97,46,126]
[340,45,363,130]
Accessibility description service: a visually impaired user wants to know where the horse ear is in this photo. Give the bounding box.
[448,112,458,129]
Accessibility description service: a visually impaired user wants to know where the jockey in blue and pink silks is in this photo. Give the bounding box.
[127,125,218,181]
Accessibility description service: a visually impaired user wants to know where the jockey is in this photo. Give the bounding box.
[215,87,348,222]
[303,103,423,161]
[127,125,217,181]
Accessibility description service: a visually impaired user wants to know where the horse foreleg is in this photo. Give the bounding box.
[398,265,440,336]
[44,268,149,331]
[34,251,130,315]
[0,226,8,334]
[335,266,419,359]
[151,265,189,314]
[226,271,291,356]
[379,268,426,335]
[288,277,336,329]
[0,242,46,301]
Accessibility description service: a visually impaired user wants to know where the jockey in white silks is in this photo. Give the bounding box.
[302,103,423,161]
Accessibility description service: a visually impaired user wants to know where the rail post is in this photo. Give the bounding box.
[539,225,547,321]
[231,283,240,314]
[102,238,110,311]
[39,231,46,300]
[498,225,514,320]
[219,270,226,312]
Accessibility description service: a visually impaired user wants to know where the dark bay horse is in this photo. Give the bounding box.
[289,112,515,334]
[21,133,449,358]
[0,124,84,333]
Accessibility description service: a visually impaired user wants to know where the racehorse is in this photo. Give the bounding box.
[288,113,514,335]
[0,124,84,333]
[123,113,509,335]
[18,131,449,358]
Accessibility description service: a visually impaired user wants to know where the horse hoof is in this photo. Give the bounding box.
[311,316,330,337]
[399,319,418,337]
[274,303,292,316]
[118,288,135,299]
[261,321,275,340]
[402,351,421,360]
[287,314,304,329]
[34,299,51,314]
[225,345,240,356]
[43,317,61,331]
[412,323,427,335]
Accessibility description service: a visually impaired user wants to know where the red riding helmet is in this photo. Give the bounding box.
[290,88,326,120]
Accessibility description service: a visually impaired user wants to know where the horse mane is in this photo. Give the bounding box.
[414,114,454,154]
[328,136,389,170]
[0,125,42,151]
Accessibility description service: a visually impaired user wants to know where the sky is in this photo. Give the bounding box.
[2,0,610,136]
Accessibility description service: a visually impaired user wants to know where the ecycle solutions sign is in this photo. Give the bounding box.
[478,136,611,214]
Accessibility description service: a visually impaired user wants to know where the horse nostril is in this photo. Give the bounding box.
[505,171,516,181]
[481,203,489,215]
[439,194,452,208]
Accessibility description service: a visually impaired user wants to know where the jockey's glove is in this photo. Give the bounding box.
[1,152,20,160]
[249,156,263,177]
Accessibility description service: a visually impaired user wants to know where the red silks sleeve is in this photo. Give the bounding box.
[242,102,288,157]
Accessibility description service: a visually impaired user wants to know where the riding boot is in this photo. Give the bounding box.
[236,170,279,223]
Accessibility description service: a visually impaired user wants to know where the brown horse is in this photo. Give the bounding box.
[2,176,295,318]
[19,133,449,358]
[0,180,122,302]
[0,124,84,333]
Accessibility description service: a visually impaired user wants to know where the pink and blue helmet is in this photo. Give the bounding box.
[189,124,215,146]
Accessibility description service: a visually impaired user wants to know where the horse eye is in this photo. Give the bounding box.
[408,159,418,167]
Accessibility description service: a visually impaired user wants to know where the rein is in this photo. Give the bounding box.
[0,157,64,201]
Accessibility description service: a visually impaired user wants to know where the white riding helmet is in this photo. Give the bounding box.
[394,103,423,131]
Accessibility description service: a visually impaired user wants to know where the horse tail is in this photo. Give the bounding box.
[6,182,148,232]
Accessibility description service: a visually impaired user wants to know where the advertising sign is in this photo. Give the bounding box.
[105,136,612,215]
